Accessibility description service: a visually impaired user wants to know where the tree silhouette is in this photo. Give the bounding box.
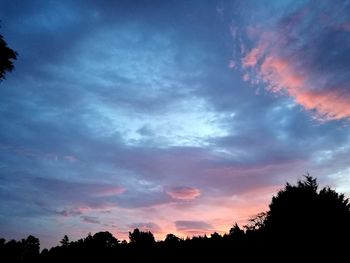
[91,231,119,248]
[0,27,17,81]
[60,235,69,248]
[258,175,350,259]
[128,228,155,259]
[210,232,221,241]
[164,233,181,244]
[228,222,245,240]
[129,228,155,245]
[262,176,349,234]
[20,235,40,261]
[244,212,267,232]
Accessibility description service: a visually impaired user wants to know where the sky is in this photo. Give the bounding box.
[0,0,350,249]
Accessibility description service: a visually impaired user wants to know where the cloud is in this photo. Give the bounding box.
[228,60,236,69]
[242,45,263,68]
[175,220,213,236]
[64,155,78,163]
[34,177,125,198]
[81,216,100,224]
[55,206,89,217]
[166,186,201,200]
[31,177,126,212]
[238,1,350,121]
[128,222,161,233]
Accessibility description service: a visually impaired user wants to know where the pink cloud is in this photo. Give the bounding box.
[167,186,201,200]
[259,56,306,93]
[293,89,350,120]
[235,2,350,122]
[258,55,350,120]
[239,37,350,121]
[242,45,264,68]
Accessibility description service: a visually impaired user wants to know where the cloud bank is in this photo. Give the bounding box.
[238,1,350,121]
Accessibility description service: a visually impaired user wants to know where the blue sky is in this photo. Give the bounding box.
[0,0,350,248]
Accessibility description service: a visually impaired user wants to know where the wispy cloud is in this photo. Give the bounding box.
[175,220,213,236]
[128,222,161,233]
[81,216,100,224]
[166,186,201,200]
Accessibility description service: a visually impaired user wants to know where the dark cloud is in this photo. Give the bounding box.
[54,208,84,217]
[128,222,161,233]
[81,216,100,224]
[33,177,125,202]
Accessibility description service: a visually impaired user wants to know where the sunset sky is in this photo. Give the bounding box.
[1,0,350,248]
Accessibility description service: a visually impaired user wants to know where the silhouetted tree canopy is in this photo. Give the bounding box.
[91,231,119,248]
[129,228,155,246]
[228,222,245,240]
[1,176,349,262]
[60,235,69,248]
[21,235,40,260]
[0,235,40,262]
[164,233,181,244]
[262,175,350,239]
[0,27,17,81]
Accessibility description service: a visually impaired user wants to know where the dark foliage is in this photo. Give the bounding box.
[0,235,39,262]
[1,176,349,262]
[0,28,17,81]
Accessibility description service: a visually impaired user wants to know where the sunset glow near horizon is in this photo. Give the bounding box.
[1,0,350,248]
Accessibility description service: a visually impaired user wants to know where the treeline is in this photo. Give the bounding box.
[1,176,350,261]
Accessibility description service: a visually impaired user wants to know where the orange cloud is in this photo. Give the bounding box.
[242,44,350,120]
[237,4,350,122]
[293,89,350,120]
[259,56,306,92]
[249,53,350,121]
[166,186,201,200]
